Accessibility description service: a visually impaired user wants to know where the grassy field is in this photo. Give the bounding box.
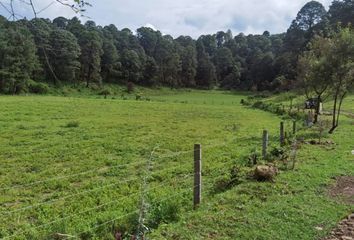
[0,90,353,239]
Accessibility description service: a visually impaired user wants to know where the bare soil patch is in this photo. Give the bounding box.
[329,176,354,204]
[322,213,354,240]
[322,177,354,240]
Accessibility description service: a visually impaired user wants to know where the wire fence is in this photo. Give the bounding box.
[0,137,236,240]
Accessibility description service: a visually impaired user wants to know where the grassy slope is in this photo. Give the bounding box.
[264,91,354,114]
[0,90,352,239]
[149,92,354,239]
[0,90,277,239]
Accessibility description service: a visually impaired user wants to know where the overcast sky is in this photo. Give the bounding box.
[0,0,332,38]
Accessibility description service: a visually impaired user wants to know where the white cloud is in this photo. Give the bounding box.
[144,23,158,31]
[0,0,333,38]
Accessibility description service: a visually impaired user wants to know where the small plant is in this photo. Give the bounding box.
[315,119,330,143]
[147,197,181,229]
[269,146,288,161]
[98,88,112,98]
[65,121,80,128]
[213,166,241,193]
[247,149,261,166]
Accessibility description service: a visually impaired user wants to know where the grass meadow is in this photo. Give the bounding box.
[0,90,353,239]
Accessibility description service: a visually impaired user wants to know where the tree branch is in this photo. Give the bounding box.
[0,0,90,20]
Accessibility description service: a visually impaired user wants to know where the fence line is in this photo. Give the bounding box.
[0,146,197,192]
[0,139,233,193]
[0,159,146,192]
[0,136,238,239]
[1,164,194,216]
[137,145,158,238]
[2,174,194,240]
[69,187,194,239]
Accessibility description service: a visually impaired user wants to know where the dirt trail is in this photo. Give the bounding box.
[323,213,354,240]
[323,177,354,240]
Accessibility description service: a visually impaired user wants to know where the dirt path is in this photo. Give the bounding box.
[323,213,354,240]
[323,177,354,240]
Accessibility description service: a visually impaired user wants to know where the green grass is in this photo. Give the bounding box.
[0,90,352,239]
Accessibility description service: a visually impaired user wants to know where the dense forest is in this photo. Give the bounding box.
[0,0,353,94]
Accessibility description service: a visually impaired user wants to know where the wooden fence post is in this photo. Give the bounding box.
[280,122,285,146]
[262,130,268,159]
[194,144,201,209]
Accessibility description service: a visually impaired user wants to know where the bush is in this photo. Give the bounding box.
[252,101,264,109]
[135,94,142,100]
[27,80,49,94]
[148,197,181,229]
[65,121,80,128]
[98,88,112,98]
[213,166,241,193]
[247,149,261,166]
[270,146,286,158]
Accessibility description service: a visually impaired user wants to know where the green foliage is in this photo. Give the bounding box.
[78,26,103,87]
[0,22,40,94]
[328,0,354,27]
[98,87,112,97]
[213,166,241,193]
[148,196,181,229]
[49,28,81,84]
[65,120,80,128]
[2,0,354,94]
[27,80,49,94]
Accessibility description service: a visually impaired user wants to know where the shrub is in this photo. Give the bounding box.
[65,121,80,128]
[98,88,112,98]
[135,94,142,100]
[213,166,241,193]
[252,101,264,108]
[27,80,49,94]
[148,197,181,229]
[270,146,286,158]
[247,149,261,166]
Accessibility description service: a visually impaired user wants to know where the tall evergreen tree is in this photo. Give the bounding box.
[49,28,81,83]
[0,23,39,94]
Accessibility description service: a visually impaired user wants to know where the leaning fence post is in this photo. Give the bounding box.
[262,130,268,159]
[280,122,285,146]
[194,144,201,210]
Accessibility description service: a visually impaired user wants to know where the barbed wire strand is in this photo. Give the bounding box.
[70,187,194,239]
[0,158,147,192]
[2,174,194,240]
[0,138,231,192]
[0,138,236,217]
[0,165,194,215]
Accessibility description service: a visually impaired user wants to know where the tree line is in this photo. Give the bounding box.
[0,0,354,94]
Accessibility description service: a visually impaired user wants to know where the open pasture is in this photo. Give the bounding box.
[0,91,352,239]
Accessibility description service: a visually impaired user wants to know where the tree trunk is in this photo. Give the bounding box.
[335,92,346,128]
[86,65,92,88]
[313,95,322,124]
[329,94,338,134]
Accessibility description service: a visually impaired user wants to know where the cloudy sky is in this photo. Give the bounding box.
[0,0,332,38]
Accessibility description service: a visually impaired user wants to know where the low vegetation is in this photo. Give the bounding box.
[0,90,352,239]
